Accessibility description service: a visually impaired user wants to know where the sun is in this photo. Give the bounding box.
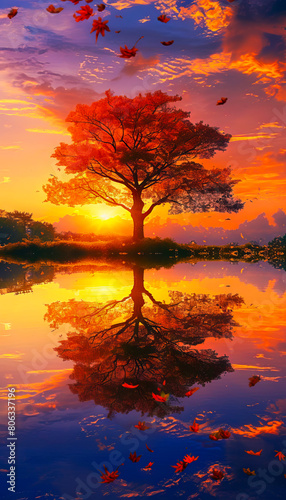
[97,211,112,220]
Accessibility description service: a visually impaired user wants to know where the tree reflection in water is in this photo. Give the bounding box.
[45,266,243,418]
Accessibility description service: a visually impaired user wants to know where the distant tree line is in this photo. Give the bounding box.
[0,210,55,245]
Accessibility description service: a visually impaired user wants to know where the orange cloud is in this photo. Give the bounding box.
[178,0,233,32]
[232,420,283,438]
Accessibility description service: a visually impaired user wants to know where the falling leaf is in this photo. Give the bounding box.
[249,375,261,387]
[190,418,199,433]
[134,421,149,431]
[143,462,154,470]
[129,451,141,463]
[73,5,93,21]
[152,392,169,402]
[115,30,121,33]
[97,3,105,11]
[275,451,286,461]
[47,5,64,13]
[119,45,138,58]
[90,17,110,42]
[243,468,256,476]
[211,468,225,480]
[217,97,228,106]
[245,449,263,456]
[158,14,170,23]
[100,465,120,483]
[161,40,174,46]
[122,382,139,388]
[185,388,199,397]
[146,444,154,453]
[7,8,18,19]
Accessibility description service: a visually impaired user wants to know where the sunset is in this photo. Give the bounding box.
[0,1,286,500]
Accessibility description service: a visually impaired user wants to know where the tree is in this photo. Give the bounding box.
[46,265,243,418]
[43,91,243,241]
[29,221,55,241]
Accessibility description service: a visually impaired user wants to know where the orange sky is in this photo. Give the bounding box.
[0,0,285,241]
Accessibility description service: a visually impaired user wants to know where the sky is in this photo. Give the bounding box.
[0,0,286,242]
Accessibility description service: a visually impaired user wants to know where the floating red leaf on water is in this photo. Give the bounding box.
[146,444,154,453]
[100,465,120,483]
[216,97,228,106]
[116,15,123,18]
[90,17,110,42]
[143,461,154,470]
[211,468,225,480]
[122,382,139,388]
[73,5,93,21]
[245,449,262,456]
[7,8,18,19]
[152,392,169,402]
[275,451,286,461]
[158,14,170,23]
[129,451,141,463]
[185,388,199,397]
[115,30,121,33]
[97,3,105,11]
[171,455,198,473]
[183,454,199,464]
[209,428,231,440]
[218,428,231,439]
[47,5,64,13]
[209,433,219,441]
[249,375,261,387]
[161,40,174,46]
[190,418,199,433]
[243,468,256,475]
[171,460,188,473]
[134,421,149,431]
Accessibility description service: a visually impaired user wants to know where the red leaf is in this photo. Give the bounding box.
[143,461,154,470]
[275,451,286,461]
[47,5,64,13]
[243,468,256,475]
[183,454,199,464]
[158,14,170,23]
[90,17,110,43]
[122,382,139,388]
[73,5,93,21]
[249,375,261,387]
[245,449,262,456]
[152,392,168,402]
[190,418,199,433]
[97,3,105,11]
[216,97,228,106]
[161,40,174,46]
[211,468,224,480]
[99,465,120,483]
[171,460,188,473]
[146,444,154,453]
[129,451,141,463]
[8,8,18,19]
[185,388,199,397]
[134,421,149,431]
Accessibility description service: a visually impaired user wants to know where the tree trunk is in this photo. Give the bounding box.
[131,266,145,317]
[131,193,144,242]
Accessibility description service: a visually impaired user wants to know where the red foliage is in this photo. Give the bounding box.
[73,5,93,21]
[129,451,141,463]
[249,375,261,387]
[100,465,120,483]
[134,421,149,430]
[161,40,174,46]
[158,14,171,23]
[47,5,64,13]
[185,388,199,397]
[211,468,225,480]
[90,17,110,42]
[190,418,199,433]
[8,8,18,19]
[216,97,228,105]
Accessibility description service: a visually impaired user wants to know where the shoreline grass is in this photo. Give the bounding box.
[0,237,285,266]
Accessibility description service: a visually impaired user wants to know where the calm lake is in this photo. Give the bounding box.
[0,260,286,500]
